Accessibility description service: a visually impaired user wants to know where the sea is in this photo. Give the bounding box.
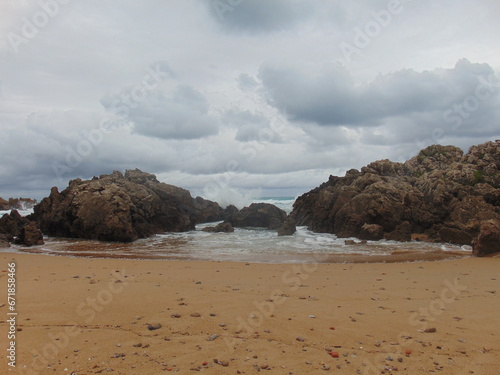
[1,197,471,263]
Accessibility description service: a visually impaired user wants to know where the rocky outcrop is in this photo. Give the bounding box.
[192,196,225,224]
[0,211,23,242]
[223,204,239,220]
[202,222,234,233]
[472,220,500,256]
[33,169,224,242]
[227,203,287,230]
[16,221,44,246]
[291,140,500,250]
[277,217,297,236]
[0,210,44,246]
[0,197,38,210]
[0,197,9,210]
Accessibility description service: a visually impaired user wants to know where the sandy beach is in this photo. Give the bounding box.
[1,252,499,375]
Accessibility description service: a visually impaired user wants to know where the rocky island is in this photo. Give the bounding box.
[291,140,500,256]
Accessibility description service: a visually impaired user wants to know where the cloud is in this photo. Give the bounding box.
[259,59,500,130]
[207,0,316,33]
[236,73,259,92]
[101,84,219,140]
[222,108,284,143]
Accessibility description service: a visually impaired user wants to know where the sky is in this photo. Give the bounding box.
[1,0,499,206]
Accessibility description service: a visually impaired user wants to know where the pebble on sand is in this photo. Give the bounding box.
[148,323,162,331]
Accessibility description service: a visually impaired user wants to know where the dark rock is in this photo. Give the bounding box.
[202,222,234,233]
[472,220,500,256]
[227,203,287,230]
[0,233,10,248]
[0,197,9,210]
[277,217,296,236]
[291,140,500,251]
[223,204,239,220]
[147,323,162,331]
[438,226,473,246]
[192,196,225,224]
[344,239,368,245]
[386,221,412,242]
[33,169,224,242]
[16,222,44,246]
[359,223,384,241]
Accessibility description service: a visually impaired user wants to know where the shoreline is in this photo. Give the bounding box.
[0,251,499,374]
[6,247,473,264]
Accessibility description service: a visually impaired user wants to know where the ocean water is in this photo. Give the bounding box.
[3,198,472,263]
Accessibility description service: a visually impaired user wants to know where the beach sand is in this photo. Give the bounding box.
[0,252,499,375]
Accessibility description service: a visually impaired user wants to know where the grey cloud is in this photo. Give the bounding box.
[237,73,259,92]
[259,59,500,129]
[223,108,283,143]
[207,0,316,33]
[101,85,219,140]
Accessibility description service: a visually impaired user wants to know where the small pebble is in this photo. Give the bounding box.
[424,327,437,333]
[207,334,219,341]
[190,312,201,318]
[329,351,339,358]
[148,323,162,331]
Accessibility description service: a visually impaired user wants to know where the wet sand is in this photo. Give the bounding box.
[0,252,499,374]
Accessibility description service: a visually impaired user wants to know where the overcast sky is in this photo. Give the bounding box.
[1,0,499,206]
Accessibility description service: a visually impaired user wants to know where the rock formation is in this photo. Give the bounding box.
[0,210,44,246]
[0,197,9,210]
[33,169,225,242]
[277,217,297,236]
[472,219,500,256]
[227,203,287,230]
[0,197,38,210]
[202,222,235,233]
[16,221,44,246]
[291,140,500,255]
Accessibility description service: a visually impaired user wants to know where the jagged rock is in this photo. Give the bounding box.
[472,220,500,256]
[223,204,239,220]
[344,239,368,245]
[0,197,38,210]
[386,221,412,242]
[202,222,234,233]
[359,223,384,241]
[277,217,296,236]
[0,210,27,242]
[0,210,43,246]
[227,203,287,230]
[291,140,500,251]
[438,226,474,246]
[0,197,9,210]
[16,221,44,246]
[192,197,225,224]
[0,233,10,248]
[33,169,224,242]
